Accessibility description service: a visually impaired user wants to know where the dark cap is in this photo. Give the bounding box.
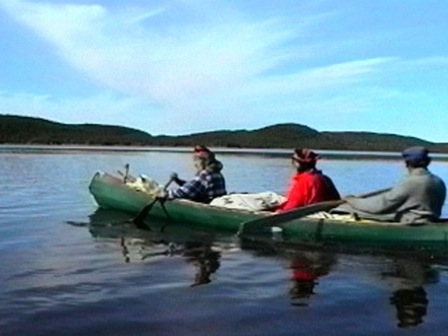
[402,146,430,165]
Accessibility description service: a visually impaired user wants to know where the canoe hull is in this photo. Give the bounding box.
[88,172,264,232]
[88,172,448,253]
[282,218,448,252]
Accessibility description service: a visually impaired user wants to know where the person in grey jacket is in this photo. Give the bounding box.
[340,146,446,224]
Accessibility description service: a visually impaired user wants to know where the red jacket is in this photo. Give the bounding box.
[278,170,340,212]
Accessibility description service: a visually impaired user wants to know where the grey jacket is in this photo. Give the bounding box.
[341,168,446,224]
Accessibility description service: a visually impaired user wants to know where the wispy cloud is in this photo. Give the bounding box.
[126,7,167,24]
[1,0,448,140]
[1,1,384,108]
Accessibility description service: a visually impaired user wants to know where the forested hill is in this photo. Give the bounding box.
[1,115,447,152]
[0,115,152,146]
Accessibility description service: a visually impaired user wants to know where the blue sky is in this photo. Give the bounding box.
[1,0,447,141]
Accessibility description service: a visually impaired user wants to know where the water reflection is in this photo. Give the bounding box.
[282,249,439,327]
[390,287,428,328]
[182,242,221,287]
[83,208,442,326]
[288,251,336,307]
[243,239,441,329]
[239,239,338,307]
[86,209,224,286]
[126,238,222,286]
[381,258,439,328]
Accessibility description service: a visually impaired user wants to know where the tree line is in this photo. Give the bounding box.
[1,115,447,152]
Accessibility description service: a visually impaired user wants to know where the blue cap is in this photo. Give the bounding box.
[402,146,430,164]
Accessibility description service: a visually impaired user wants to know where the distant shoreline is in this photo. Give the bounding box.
[2,144,448,161]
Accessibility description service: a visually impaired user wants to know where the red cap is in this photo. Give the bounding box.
[193,145,213,159]
[292,149,320,164]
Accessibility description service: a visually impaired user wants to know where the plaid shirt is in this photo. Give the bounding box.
[168,170,227,203]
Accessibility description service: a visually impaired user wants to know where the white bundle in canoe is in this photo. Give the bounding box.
[126,175,163,197]
[210,192,286,211]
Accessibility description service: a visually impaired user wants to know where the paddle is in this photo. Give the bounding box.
[117,164,136,183]
[132,178,175,229]
[237,187,391,236]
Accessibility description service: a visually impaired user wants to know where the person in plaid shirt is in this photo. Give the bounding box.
[166,145,227,203]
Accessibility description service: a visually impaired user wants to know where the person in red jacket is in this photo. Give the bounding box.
[277,149,340,212]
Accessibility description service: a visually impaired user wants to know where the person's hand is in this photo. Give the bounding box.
[170,172,186,186]
[156,189,168,201]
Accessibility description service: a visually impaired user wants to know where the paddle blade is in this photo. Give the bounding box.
[132,199,158,229]
[130,177,175,229]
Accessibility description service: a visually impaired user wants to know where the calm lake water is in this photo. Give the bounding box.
[1,146,448,336]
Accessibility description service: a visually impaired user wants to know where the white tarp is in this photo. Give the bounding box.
[210,192,286,211]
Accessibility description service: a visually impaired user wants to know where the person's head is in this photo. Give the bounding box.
[292,148,320,172]
[402,146,431,169]
[193,145,217,172]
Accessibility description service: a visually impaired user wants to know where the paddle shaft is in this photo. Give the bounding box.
[132,178,174,228]
[237,187,391,236]
[343,187,391,200]
[117,169,136,183]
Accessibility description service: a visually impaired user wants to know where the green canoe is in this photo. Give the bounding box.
[88,172,448,254]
